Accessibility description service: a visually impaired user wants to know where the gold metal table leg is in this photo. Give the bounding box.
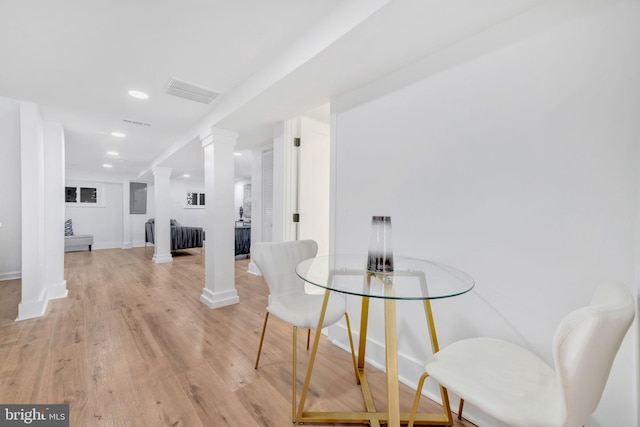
[384,297,400,427]
[296,272,454,426]
[424,299,453,425]
[296,289,331,421]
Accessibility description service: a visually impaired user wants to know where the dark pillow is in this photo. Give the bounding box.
[64,219,74,236]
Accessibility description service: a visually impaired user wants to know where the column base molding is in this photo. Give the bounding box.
[153,253,173,264]
[200,288,239,309]
[47,280,68,300]
[16,289,48,321]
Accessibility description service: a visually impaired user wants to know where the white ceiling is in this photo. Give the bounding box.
[0,0,600,182]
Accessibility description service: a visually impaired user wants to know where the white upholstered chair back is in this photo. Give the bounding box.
[251,240,318,297]
[553,281,635,426]
[251,239,358,423]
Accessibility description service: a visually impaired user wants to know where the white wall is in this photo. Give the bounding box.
[65,170,154,249]
[168,176,248,231]
[64,172,245,251]
[169,178,205,229]
[65,180,123,249]
[331,2,639,426]
[234,179,250,221]
[0,98,21,280]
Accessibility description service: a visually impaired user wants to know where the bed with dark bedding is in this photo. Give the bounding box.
[145,219,205,251]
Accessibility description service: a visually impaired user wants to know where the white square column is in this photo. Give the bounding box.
[43,123,67,300]
[200,128,239,309]
[152,167,173,264]
[18,103,47,320]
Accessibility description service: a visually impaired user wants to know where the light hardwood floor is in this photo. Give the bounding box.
[0,248,476,426]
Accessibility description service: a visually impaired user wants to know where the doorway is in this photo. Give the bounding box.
[297,114,330,256]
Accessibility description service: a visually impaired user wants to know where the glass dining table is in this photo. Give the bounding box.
[295,254,475,427]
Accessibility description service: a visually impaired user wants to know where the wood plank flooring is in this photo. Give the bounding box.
[0,248,476,426]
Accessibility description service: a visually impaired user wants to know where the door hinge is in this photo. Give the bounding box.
[293,137,301,147]
[293,213,300,223]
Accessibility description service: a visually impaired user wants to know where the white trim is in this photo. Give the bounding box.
[47,280,68,300]
[152,253,173,264]
[327,324,447,419]
[0,271,21,281]
[272,119,299,242]
[65,182,105,207]
[64,203,106,208]
[326,323,489,427]
[329,101,339,256]
[247,261,261,276]
[16,288,48,321]
[91,242,123,251]
[200,288,239,309]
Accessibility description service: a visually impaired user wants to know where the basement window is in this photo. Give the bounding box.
[65,184,104,207]
[186,192,205,208]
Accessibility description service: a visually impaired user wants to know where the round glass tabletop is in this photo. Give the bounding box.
[296,254,474,300]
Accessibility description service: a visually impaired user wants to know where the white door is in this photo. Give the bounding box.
[298,116,330,256]
[262,149,274,242]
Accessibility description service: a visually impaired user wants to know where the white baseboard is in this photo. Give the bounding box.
[327,322,432,391]
[47,280,68,300]
[326,322,491,427]
[0,271,21,281]
[247,261,261,276]
[92,241,124,250]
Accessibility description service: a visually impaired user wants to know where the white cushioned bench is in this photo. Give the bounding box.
[64,234,94,252]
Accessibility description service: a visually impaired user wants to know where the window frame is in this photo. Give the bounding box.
[185,192,205,209]
[65,182,105,207]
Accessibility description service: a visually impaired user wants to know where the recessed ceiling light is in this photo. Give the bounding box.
[233,152,242,156]
[103,163,113,168]
[107,151,119,156]
[128,90,149,99]
[183,174,191,178]
[111,131,126,138]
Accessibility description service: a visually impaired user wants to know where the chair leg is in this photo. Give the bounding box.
[344,313,360,384]
[458,398,464,420]
[306,328,311,350]
[255,312,270,369]
[408,372,429,427]
[292,326,298,423]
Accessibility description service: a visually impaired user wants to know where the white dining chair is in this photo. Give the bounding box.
[251,239,358,422]
[408,281,635,427]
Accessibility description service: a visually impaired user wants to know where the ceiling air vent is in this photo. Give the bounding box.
[123,119,152,127]
[164,78,221,104]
